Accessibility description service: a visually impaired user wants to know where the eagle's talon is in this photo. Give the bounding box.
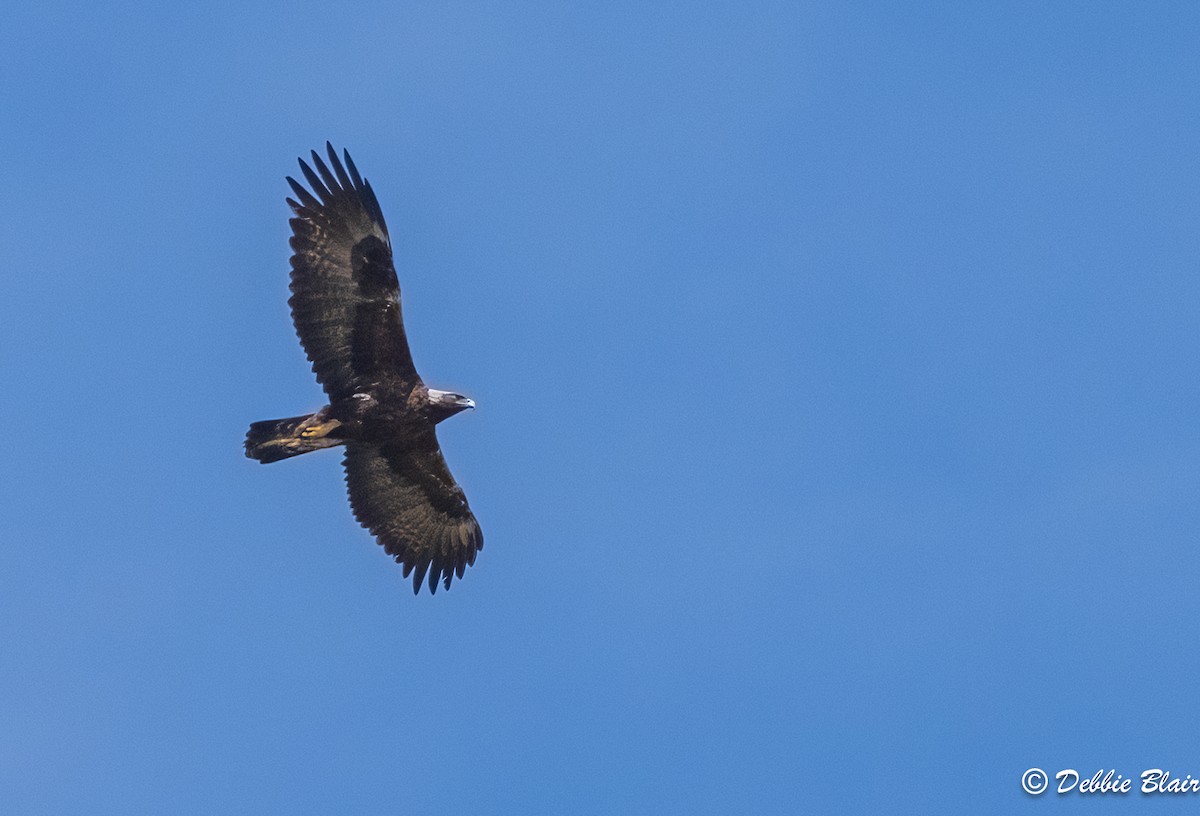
[299,420,340,439]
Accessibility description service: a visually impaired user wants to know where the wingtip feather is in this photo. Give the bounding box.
[344,149,364,189]
[310,149,339,193]
[298,157,331,202]
[412,559,431,594]
[326,142,354,190]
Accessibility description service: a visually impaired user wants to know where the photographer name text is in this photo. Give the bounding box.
[1022,768,1200,796]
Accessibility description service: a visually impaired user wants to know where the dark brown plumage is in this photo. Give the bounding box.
[245,143,482,594]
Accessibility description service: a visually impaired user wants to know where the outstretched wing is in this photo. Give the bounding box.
[286,143,418,400]
[343,435,483,594]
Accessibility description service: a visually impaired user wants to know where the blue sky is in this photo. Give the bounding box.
[2,1,1199,812]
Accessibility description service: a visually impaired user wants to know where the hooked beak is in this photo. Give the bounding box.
[456,397,476,410]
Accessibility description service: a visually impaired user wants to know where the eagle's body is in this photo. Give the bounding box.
[245,143,482,594]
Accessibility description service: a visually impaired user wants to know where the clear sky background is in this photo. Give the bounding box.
[2,2,1199,813]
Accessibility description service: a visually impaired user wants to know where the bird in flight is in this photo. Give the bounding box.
[245,143,482,594]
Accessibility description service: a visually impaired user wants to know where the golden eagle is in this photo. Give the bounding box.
[245,143,482,594]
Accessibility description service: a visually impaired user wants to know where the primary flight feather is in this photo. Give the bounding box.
[245,143,482,594]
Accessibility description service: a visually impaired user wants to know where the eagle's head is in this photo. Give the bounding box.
[426,388,476,424]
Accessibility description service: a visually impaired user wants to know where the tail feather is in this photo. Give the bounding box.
[245,412,342,463]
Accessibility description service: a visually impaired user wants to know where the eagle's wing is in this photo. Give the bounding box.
[286,143,418,400]
[344,435,483,594]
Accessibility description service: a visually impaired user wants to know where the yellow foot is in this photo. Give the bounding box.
[299,419,342,439]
